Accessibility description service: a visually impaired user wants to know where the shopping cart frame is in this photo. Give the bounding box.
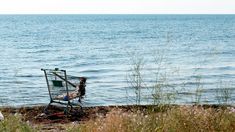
[41,68,86,114]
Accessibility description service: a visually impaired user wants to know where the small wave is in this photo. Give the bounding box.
[27,49,51,53]
[15,75,42,78]
[72,63,93,67]
[183,81,213,86]
[189,74,235,79]
[80,68,112,73]
[118,30,142,34]
[63,39,72,42]
[217,66,235,70]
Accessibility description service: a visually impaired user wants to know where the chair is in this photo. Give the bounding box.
[41,68,87,115]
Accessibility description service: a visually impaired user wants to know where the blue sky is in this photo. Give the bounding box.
[0,0,234,14]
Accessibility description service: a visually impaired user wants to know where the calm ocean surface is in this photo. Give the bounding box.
[0,15,235,107]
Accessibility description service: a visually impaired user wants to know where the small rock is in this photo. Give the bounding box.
[0,111,4,121]
[35,113,47,119]
[72,121,79,124]
[39,113,46,117]
[14,113,22,116]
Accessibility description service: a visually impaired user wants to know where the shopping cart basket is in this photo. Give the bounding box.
[41,68,87,114]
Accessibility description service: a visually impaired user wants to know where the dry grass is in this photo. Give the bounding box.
[0,114,35,132]
[1,106,235,132]
[69,106,235,132]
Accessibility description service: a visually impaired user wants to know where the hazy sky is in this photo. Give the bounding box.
[0,0,234,14]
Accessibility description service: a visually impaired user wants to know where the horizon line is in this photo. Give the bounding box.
[0,13,235,15]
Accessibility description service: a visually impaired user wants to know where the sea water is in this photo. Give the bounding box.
[0,15,235,107]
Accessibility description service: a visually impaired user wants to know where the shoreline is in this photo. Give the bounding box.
[1,104,235,131]
[1,104,233,122]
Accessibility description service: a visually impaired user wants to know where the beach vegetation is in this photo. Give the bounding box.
[216,80,234,105]
[126,52,146,105]
[69,106,235,132]
[0,114,35,132]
